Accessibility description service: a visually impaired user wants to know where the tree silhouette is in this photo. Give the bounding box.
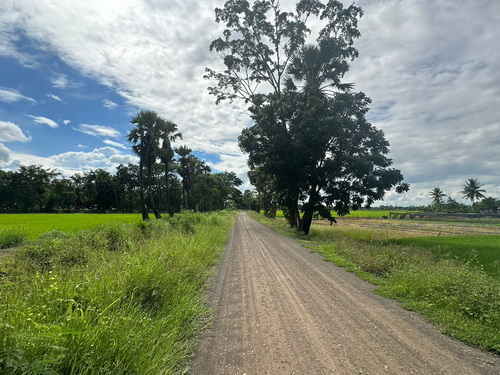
[461,178,486,208]
[128,110,164,220]
[429,187,447,206]
[158,120,182,216]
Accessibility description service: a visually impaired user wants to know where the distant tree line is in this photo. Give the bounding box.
[0,163,256,214]
[428,179,498,213]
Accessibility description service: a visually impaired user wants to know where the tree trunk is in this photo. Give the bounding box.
[147,164,162,220]
[138,157,149,220]
[302,208,314,235]
[165,163,173,217]
[301,186,319,235]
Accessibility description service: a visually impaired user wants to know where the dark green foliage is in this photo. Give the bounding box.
[461,178,487,208]
[207,0,408,234]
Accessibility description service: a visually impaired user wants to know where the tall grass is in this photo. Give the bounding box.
[250,212,500,353]
[0,228,26,249]
[0,211,236,374]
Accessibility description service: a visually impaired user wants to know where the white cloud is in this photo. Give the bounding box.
[50,73,81,89]
[103,139,126,149]
[74,124,121,138]
[0,121,31,142]
[0,88,35,103]
[48,146,138,174]
[109,154,138,165]
[63,120,70,125]
[47,93,62,101]
[103,99,117,109]
[0,143,11,164]
[28,115,58,128]
[77,144,87,148]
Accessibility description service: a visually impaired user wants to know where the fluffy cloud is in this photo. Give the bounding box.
[0,121,31,142]
[49,146,138,174]
[0,143,11,164]
[0,88,35,103]
[28,115,58,128]
[75,124,121,138]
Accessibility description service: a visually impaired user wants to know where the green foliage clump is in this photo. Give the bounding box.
[379,262,500,352]
[0,211,236,374]
[0,228,26,249]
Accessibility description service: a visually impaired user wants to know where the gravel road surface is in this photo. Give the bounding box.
[190,213,499,374]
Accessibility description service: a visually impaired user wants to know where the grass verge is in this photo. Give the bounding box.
[0,211,236,374]
[249,212,500,353]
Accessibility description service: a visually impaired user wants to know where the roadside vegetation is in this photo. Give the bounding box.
[250,212,500,353]
[0,211,236,374]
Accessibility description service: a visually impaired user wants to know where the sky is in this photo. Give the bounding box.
[0,0,499,207]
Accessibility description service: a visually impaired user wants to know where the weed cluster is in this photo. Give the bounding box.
[0,228,26,249]
[0,211,236,374]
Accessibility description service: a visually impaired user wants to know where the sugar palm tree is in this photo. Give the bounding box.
[461,178,486,209]
[175,146,192,210]
[429,187,447,206]
[128,110,163,220]
[158,120,182,216]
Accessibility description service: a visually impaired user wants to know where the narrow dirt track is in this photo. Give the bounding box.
[189,213,499,375]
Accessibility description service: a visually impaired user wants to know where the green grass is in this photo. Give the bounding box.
[0,211,237,374]
[250,212,500,353]
[0,213,144,240]
[0,228,26,249]
[388,235,500,276]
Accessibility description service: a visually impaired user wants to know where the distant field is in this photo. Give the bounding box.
[389,235,500,276]
[274,210,404,219]
[0,213,143,239]
[312,218,500,275]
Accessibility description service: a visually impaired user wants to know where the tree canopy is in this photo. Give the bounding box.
[207,0,408,233]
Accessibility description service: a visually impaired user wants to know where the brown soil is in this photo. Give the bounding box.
[189,213,499,375]
[322,217,500,237]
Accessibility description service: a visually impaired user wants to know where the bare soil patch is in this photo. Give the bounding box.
[320,217,500,237]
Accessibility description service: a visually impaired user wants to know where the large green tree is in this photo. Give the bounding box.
[208,0,407,234]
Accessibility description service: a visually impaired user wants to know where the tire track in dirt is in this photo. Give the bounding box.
[189,213,499,374]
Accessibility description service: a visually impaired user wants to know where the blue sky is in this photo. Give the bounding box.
[1,0,499,206]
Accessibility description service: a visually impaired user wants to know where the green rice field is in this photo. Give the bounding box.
[0,213,144,239]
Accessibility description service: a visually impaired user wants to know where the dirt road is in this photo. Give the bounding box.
[189,213,499,374]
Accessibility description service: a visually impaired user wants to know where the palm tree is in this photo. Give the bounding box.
[128,110,163,220]
[429,187,447,206]
[461,178,486,209]
[158,120,182,216]
[285,41,353,96]
[175,146,192,210]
